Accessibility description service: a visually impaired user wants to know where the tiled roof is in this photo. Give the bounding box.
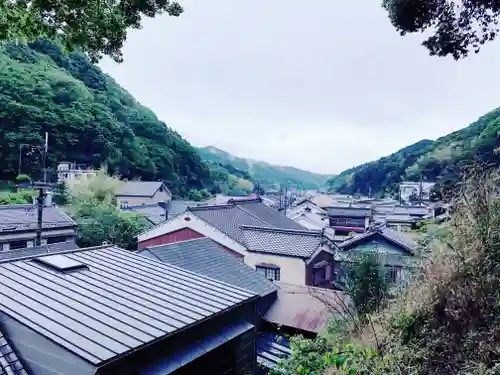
[0,204,76,233]
[116,181,167,197]
[265,282,351,333]
[339,225,417,254]
[0,330,27,375]
[233,200,305,230]
[327,207,371,218]
[241,226,324,258]
[189,205,265,244]
[0,245,256,365]
[139,237,277,297]
[0,241,79,261]
[188,200,305,245]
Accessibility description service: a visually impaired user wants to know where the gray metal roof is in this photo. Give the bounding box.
[139,238,277,297]
[327,207,371,218]
[0,241,79,261]
[0,246,256,366]
[189,201,304,245]
[116,181,167,197]
[241,226,323,258]
[0,330,27,375]
[339,225,417,254]
[0,204,76,233]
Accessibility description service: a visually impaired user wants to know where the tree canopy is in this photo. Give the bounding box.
[383,0,500,59]
[0,0,182,62]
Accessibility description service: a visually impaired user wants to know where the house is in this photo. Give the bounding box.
[137,199,340,289]
[137,198,304,252]
[56,162,96,183]
[287,199,328,230]
[399,181,436,203]
[241,226,338,288]
[137,237,278,314]
[0,245,259,375]
[116,181,172,208]
[0,204,76,252]
[372,205,430,231]
[336,224,419,285]
[327,206,372,241]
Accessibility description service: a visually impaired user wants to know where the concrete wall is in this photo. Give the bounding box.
[117,189,171,208]
[0,313,95,375]
[245,252,306,285]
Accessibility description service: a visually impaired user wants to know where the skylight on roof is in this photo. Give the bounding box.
[33,254,88,272]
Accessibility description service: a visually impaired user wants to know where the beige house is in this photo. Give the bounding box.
[116,181,172,208]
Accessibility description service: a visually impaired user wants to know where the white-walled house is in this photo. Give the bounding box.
[137,199,339,288]
[116,181,172,208]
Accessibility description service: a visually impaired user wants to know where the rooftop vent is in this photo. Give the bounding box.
[33,254,88,273]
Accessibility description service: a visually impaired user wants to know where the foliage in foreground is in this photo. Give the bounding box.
[278,168,500,375]
[382,0,500,60]
[0,0,182,63]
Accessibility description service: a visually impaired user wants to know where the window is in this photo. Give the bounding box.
[386,265,402,283]
[9,240,28,250]
[47,236,68,244]
[256,266,280,281]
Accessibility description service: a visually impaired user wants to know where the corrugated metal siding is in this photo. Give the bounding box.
[0,246,256,366]
[139,228,205,249]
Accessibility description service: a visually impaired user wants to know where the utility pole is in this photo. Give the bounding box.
[284,187,288,215]
[419,175,423,205]
[43,132,48,183]
[36,187,45,246]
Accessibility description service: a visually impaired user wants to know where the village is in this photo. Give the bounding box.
[0,160,447,375]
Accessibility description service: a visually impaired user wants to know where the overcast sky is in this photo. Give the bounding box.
[99,0,500,175]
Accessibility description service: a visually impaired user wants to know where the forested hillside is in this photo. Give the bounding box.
[0,40,211,196]
[198,146,330,190]
[329,109,500,197]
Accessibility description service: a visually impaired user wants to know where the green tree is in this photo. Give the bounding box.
[0,0,182,62]
[74,200,146,249]
[344,251,391,319]
[382,0,500,59]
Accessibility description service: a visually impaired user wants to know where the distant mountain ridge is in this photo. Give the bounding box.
[197,146,330,190]
[328,107,500,197]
